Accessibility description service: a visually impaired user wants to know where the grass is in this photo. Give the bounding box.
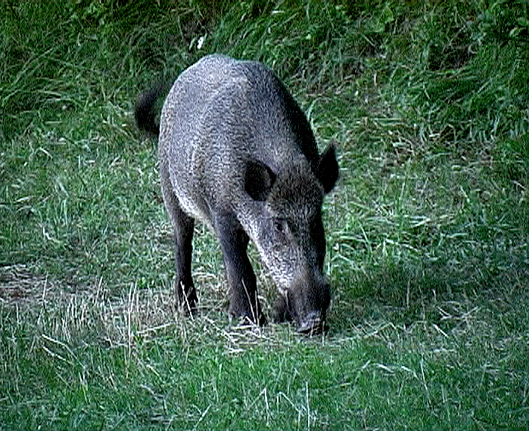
[1,0,528,429]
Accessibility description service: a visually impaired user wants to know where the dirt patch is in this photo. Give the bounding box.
[0,264,51,304]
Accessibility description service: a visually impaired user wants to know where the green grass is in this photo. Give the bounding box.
[1,0,528,429]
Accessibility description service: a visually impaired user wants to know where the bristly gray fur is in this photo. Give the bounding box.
[136,54,339,333]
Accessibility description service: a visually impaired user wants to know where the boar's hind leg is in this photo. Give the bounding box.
[160,163,198,314]
[172,205,198,314]
[215,214,266,326]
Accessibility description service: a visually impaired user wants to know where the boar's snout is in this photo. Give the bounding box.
[296,310,329,335]
[297,279,331,335]
[274,276,331,335]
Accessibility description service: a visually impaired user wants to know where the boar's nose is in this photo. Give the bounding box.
[296,310,329,335]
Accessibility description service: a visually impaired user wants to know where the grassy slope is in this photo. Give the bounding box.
[1,0,528,429]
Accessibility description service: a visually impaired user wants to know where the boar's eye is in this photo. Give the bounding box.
[273,218,288,235]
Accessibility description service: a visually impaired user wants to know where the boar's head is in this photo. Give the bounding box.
[243,146,338,334]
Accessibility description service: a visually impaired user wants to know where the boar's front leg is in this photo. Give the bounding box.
[215,214,266,326]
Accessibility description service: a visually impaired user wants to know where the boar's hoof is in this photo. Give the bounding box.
[176,285,198,316]
[296,311,328,336]
[231,312,267,328]
[178,300,197,317]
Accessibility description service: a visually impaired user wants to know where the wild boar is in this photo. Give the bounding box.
[136,55,338,334]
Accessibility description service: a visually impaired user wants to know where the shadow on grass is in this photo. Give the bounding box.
[329,255,529,335]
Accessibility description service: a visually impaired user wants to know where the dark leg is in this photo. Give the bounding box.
[160,161,197,313]
[215,214,266,325]
[172,205,197,313]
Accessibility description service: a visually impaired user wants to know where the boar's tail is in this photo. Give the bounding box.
[134,83,168,136]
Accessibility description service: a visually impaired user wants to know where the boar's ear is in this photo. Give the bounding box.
[245,160,276,201]
[316,145,339,194]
